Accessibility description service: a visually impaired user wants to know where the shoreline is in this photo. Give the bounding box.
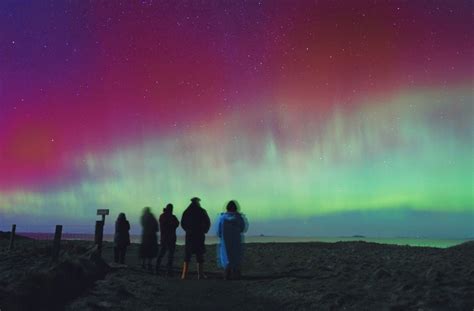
[6,231,472,248]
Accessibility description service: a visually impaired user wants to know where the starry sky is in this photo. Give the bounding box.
[0,1,472,237]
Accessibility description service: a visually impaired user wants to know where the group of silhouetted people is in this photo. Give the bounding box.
[112,197,248,280]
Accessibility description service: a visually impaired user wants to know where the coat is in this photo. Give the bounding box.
[114,219,130,249]
[217,212,246,268]
[181,203,211,254]
[140,212,159,258]
[159,211,179,246]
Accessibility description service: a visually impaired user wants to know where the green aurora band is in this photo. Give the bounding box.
[1,87,472,236]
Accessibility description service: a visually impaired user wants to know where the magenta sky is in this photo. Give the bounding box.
[0,1,472,236]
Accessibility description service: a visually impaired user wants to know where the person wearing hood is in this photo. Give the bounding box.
[156,203,179,276]
[180,197,211,280]
[139,206,159,271]
[217,200,248,280]
[114,213,130,264]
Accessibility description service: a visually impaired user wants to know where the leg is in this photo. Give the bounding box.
[181,250,192,280]
[119,247,126,264]
[224,266,231,280]
[196,252,206,280]
[147,258,153,271]
[156,246,167,274]
[114,247,119,263]
[233,266,241,280]
[166,244,176,276]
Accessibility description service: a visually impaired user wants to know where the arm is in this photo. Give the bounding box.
[203,211,211,233]
[181,211,188,231]
[216,215,222,238]
[173,216,180,229]
[242,214,249,233]
[238,214,245,233]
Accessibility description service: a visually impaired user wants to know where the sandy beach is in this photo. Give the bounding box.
[1,233,473,311]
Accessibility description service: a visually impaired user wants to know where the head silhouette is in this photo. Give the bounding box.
[165,203,173,213]
[143,206,151,214]
[118,213,127,221]
[190,197,201,208]
[226,200,239,212]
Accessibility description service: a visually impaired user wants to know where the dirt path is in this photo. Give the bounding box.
[66,243,280,310]
[66,266,280,311]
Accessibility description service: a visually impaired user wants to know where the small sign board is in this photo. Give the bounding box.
[97,209,110,216]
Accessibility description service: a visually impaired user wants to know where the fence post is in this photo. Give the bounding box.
[52,225,62,260]
[94,220,104,257]
[9,224,16,250]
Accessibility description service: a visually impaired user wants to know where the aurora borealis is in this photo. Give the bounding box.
[0,1,472,237]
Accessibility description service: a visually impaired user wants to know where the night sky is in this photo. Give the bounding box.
[0,1,472,237]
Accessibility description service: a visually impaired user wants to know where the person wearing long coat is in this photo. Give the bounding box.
[155,203,179,275]
[180,197,211,280]
[140,207,159,271]
[217,200,248,280]
[114,213,130,264]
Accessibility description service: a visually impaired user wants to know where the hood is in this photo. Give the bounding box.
[221,212,240,222]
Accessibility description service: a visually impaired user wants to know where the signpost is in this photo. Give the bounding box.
[95,209,109,256]
[97,209,109,222]
[52,225,63,261]
[9,224,16,250]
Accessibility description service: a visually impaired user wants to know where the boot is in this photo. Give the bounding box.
[166,263,173,277]
[155,258,162,275]
[181,262,189,280]
[197,263,207,280]
[114,247,119,263]
[233,267,241,280]
[224,267,231,280]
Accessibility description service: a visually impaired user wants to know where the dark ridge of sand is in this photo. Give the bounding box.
[448,240,474,251]
[0,239,108,311]
[1,239,473,311]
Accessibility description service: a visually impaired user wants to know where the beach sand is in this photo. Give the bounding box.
[1,233,473,310]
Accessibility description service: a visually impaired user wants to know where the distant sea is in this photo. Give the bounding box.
[18,232,470,248]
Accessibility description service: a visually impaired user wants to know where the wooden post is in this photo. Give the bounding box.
[95,220,104,256]
[95,209,109,257]
[52,225,62,260]
[9,224,16,250]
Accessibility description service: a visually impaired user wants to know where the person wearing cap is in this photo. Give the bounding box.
[155,203,179,276]
[180,197,211,280]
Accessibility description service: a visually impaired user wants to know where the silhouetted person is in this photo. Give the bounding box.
[139,207,159,271]
[217,200,248,280]
[114,213,131,264]
[180,197,211,280]
[156,203,179,276]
